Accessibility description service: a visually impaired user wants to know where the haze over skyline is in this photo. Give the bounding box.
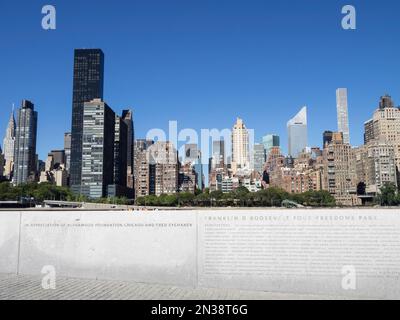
[1,0,400,160]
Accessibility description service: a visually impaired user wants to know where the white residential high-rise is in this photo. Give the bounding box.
[355,140,397,194]
[231,118,250,173]
[336,88,350,144]
[287,106,308,158]
[2,106,16,179]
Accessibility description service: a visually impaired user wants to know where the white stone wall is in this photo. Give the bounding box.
[1,209,400,299]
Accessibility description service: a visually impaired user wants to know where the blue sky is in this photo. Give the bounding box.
[0,0,399,160]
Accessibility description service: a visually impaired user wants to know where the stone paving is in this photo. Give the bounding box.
[0,274,359,300]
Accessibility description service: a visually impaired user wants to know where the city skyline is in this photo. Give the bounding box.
[2,78,400,194]
[1,42,399,194]
[2,1,400,305]
[3,89,399,163]
[1,1,400,161]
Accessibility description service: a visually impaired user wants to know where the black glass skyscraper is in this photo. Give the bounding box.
[70,49,104,193]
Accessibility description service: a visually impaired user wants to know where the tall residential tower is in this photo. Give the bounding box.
[231,118,250,173]
[336,88,350,144]
[364,95,400,170]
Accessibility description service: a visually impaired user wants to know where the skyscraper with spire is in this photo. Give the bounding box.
[0,146,4,179]
[2,105,16,179]
[13,100,38,185]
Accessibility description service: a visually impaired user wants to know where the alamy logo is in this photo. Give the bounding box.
[39,5,356,31]
[341,265,356,290]
[41,5,56,30]
[41,265,56,290]
[146,120,255,166]
[341,5,356,30]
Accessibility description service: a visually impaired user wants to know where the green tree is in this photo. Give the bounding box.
[136,196,146,206]
[292,190,336,207]
[245,192,256,207]
[0,182,73,203]
[254,187,289,207]
[377,182,399,206]
[136,195,159,206]
[234,186,250,207]
[221,192,234,207]
[195,192,210,207]
[0,182,17,201]
[210,190,223,206]
[146,195,160,206]
[158,194,178,206]
[177,192,195,206]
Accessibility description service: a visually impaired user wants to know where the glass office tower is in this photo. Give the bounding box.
[262,134,280,158]
[70,49,104,194]
[80,99,115,199]
[287,106,307,158]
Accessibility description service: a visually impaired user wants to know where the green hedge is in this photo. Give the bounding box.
[136,187,336,207]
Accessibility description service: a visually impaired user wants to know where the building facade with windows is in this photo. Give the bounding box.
[287,107,307,158]
[80,99,115,199]
[13,100,38,186]
[70,49,104,194]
